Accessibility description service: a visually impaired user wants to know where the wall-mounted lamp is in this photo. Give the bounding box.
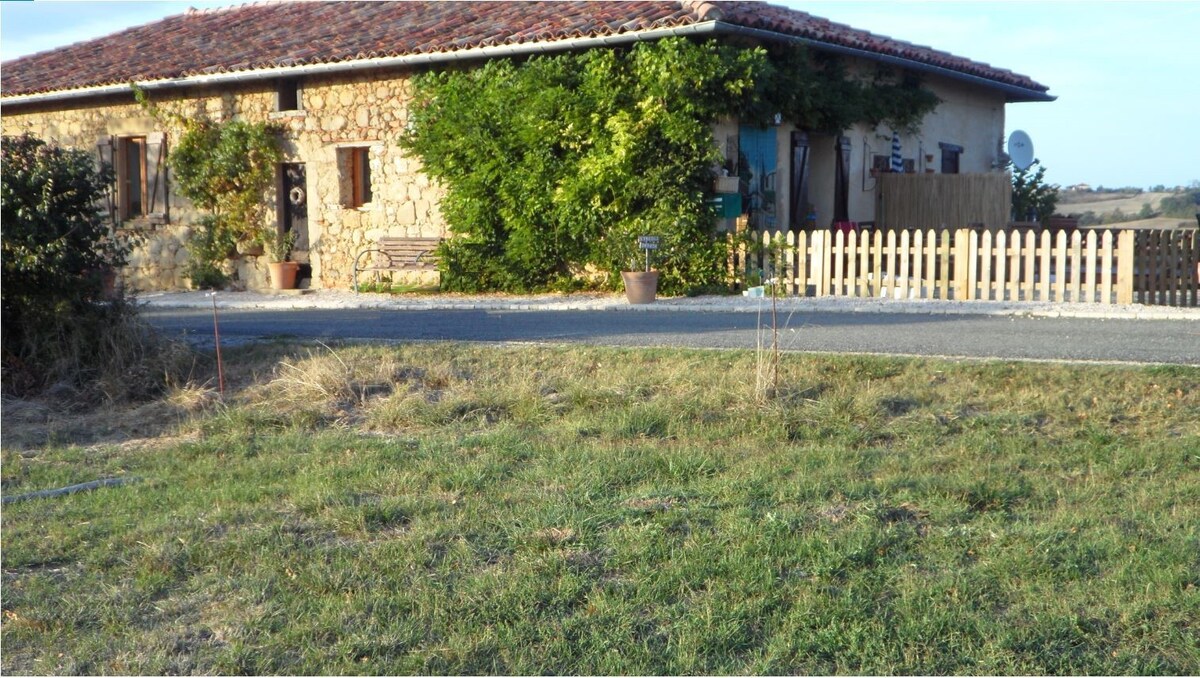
[772,112,782,126]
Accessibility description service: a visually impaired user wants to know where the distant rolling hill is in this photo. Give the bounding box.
[1058,191,1196,228]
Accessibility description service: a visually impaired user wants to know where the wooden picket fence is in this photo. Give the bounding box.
[1133,229,1200,307]
[731,227,1199,306]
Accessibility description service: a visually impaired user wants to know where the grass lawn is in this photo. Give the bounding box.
[2,342,1198,674]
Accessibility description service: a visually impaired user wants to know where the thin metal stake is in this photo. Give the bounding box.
[210,292,225,396]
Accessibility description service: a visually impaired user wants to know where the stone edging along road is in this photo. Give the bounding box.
[139,290,1200,321]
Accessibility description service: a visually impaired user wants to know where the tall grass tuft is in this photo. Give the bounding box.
[3,295,194,404]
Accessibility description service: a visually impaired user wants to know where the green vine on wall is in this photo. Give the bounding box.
[402,38,939,294]
[134,85,283,288]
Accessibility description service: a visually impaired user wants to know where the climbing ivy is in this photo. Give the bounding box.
[401,38,939,294]
[135,86,283,287]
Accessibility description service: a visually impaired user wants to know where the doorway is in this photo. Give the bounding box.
[280,163,309,254]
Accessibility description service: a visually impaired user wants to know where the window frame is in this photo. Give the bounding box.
[345,146,372,208]
[117,136,148,221]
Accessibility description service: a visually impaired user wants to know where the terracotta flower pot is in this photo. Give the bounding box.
[621,270,659,304]
[268,261,300,290]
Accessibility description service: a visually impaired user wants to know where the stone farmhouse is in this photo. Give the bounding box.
[1,0,1052,291]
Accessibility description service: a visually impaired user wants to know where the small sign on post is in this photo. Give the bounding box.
[637,235,659,272]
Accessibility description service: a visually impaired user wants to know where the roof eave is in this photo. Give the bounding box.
[708,21,1055,103]
[0,22,725,107]
[1,19,1054,107]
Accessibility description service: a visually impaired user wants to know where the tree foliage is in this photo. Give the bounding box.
[0,133,144,395]
[169,118,283,235]
[174,119,283,287]
[401,38,939,294]
[1011,159,1059,223]
[1158,183,1200,218]
[2,133,129,324]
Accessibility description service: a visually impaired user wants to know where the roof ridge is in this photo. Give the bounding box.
[184,0,275,16]
[1,1,1050,100]
[679,0,725,21]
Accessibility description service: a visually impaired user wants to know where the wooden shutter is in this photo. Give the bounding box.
[145,132,169,224]
[834,136,852,223]
[96,135,116,225]
[790,131,811,230]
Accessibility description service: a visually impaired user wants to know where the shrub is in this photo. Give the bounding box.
[1,133,187,400]
[183,215,236,289]
[1,133,126,314]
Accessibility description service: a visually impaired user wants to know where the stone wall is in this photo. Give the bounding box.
[2,70,445,291]
[4,59,1010,288]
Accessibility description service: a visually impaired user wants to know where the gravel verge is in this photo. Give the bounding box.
[138,289,1200,321]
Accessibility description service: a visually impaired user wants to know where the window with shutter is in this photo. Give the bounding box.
[834,136,852,223]
[118,136,147,220]
[340,147,373,208]
[112,133,169,225]
[790,131,811,231]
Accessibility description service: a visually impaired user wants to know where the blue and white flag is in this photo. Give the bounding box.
[890,132,903,172]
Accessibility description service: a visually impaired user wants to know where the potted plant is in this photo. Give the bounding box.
[265,229,299,290]
[620,234,659,304]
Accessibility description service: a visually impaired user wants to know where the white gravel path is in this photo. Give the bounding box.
[138,289,1200,321]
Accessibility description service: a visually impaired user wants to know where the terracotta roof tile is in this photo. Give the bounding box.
[1,1,1049,99]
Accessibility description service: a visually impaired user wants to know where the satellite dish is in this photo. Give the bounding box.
[1007,130,1034,171]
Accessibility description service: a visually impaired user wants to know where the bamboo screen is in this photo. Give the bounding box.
[877,172,1012,231]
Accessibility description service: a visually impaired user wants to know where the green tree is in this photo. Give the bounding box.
[169,118,283,239]
[1158,184,1200,218]
[2,133,128,324]
[1,133,139,394]
[1011,159,1059,223]
[172,119,283,288]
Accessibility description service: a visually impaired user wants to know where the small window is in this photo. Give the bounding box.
[341,147,372,207]
[118,136,147,220]
[276,78,301,112]
[940,143,963,174]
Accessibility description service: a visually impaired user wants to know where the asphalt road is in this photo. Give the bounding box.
[142,307,1200,365]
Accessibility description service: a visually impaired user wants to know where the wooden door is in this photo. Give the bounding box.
[281,163,308,252]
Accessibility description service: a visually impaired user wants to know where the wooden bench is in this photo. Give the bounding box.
[353,236,441,293]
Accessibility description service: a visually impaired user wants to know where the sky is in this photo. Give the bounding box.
[2,0,1198,189]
